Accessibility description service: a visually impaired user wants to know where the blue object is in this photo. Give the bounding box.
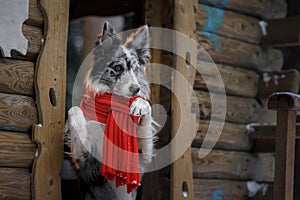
[211,189,223,200]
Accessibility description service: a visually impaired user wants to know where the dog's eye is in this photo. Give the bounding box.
[114,65,124,72]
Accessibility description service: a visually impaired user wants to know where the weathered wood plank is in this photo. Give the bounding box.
[274,110,296,200]
[194,63,259,97]
[32,0,69,199]
[258,70,300,99]
[196,4,262,44]
[171,0,197,199]
[193,120,252,151]
[0,168,31,200]
[268,92,300,110]
[0,58,34,96]
[192,149,274,182]
[197,31,283,71]
[0,131,36,168]
[0,93,38,132]
[5,24,43,61]
[194,179,248,200]
[28,0,44,27]
[198,0,287,20]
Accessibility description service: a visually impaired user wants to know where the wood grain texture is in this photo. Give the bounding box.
[274,110,296,200]
[0,93,37,132]
[0,168,31,200]
[192,149,274,182]
[0,131,36,167]
[193,120,252,151]
[172,0,197,199]
[268,92,300,110]
[32,0,69,199]
[196,4,262,44]
[197,31,283,72]
[194,179,248,200]
[259,70,300,99]
[0,58,34,95]
[194,63,259,97]
[198,0,287,20]
[28,0,43,27]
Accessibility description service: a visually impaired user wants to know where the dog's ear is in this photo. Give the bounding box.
[96,21,120,46]
[124,25,150,65]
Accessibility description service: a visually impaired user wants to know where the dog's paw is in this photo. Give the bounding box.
[130,98,151,116]
[68,106,88,144]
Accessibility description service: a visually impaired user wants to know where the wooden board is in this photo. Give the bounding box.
[258,70,300,99]
[196,4,262,44]
[192,149,274,182]
[28,0,43,27]
[197,31,283,72]
[32,0,69,199]
[198,0,287,20]
[172,0,197,199]
[0,93,37,132]
[0,168,31,200]
[194,179,248,200]
[193,120,252,151]
[0,58,34,96]
[0,131,36,168]
[194,63,259,97]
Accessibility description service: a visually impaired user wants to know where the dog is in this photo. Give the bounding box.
[64,21,157,200]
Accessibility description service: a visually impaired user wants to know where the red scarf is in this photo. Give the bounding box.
[80,88,141,193]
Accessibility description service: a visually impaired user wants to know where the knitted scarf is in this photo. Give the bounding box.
[80,88,141,193]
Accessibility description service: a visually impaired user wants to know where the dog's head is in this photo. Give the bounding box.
[86,21,151,99]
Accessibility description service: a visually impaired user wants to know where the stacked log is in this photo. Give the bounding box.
[0,0,42,199]
[192,0,287,199]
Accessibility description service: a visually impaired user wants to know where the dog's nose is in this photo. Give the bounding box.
[130,85,140,95]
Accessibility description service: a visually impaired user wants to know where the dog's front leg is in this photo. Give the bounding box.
[130,99,156,165]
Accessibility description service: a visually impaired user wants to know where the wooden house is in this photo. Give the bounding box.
[0,0,299,199]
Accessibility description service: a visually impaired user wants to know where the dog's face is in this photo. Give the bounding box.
[86,22,150,99]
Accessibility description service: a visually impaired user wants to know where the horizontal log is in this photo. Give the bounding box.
[3,24,43,61]
[193,120,252,151]
[258,70,300,99]
[0,168,31,200]
[0,58,34,96]
[192,149,274,182]
[194,179,248,200]
[0,131,36,167]
[28,0,43,27]
[0,93,38,132]
[198,0,287,20]
[197,31,283,71]
[268,92,300,110]
[194,63,259,97]
[196,4,262,44]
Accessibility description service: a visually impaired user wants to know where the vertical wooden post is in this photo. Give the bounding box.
[171,0,197,199]
[275,109,296,200]
[32,0,69,199]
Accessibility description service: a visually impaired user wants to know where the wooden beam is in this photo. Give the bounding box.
[268,92,300,110]
[258,70,300,99]
[198,0,287,20]
[28,0,43,27]
[192,149,274,182]
[0,93,37,132]
[193,120,252,151]
[194,63,259,97]
[261,17,300,47]
[274,110,296,200]
[196,4,262,44]
[32,0,69,199]
[194,179,248,200]
[172,0,197,199]
[197,31,283,72]
[0,58,34,96]
[0,131,36,168]
[0,168,31,200]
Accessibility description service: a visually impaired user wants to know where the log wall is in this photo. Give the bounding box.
[192,0,288,199]
[0,0,43,199]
